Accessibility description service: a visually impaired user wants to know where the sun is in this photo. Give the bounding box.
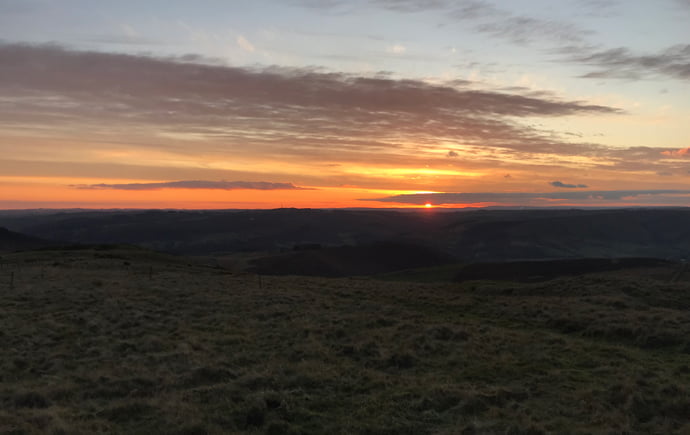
[425,203,433,208]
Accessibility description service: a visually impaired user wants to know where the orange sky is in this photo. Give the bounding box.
[2,1,690,209]
[0,178,428,209]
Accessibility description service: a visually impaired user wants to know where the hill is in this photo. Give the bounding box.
[248,241,454,277]
[0,227,56,252]
[454,257,674,283]
[1,247,689,433]
[2,208,690,264]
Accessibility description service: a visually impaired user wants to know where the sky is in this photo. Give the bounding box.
[1,0,689,209]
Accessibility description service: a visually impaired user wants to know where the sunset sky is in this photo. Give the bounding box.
[1,0,689,209]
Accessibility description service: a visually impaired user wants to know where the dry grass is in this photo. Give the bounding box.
[1,247,689,434]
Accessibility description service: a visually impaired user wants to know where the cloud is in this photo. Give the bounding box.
[446,150,459,158]
[550,181,588,188]
[445,0,498,19]
[575,0,621,17]
[387,44,407,54]
[7,43,685,188]
[300,0,590,46]
[369,0,451,12]
[294,0,350,10]
[661,147,690,157]
[121,24,140,39]
[379,0,590,46]
[72,180,311,191]
[298,0,450,13]
[8,42,686,191]
[362,190,690,206]
[571,45,690,81]
[474,15,588,46]
[237,35,255,52]
[0,43,620,117]
[0,42,623,168]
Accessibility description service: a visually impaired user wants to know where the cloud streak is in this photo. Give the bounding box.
[363,190,690,206]
[300,1,686,83]
[304,0,592,46]
[473,15,587,46]
[72,181,311,191]
[237,35,255,52]
[570,45,690,81]
[550,181,588,188]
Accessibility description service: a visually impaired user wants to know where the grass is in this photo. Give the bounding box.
[0,247,689,434]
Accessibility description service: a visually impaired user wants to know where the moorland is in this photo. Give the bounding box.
[0,245,689,433]
[1,208,689,433]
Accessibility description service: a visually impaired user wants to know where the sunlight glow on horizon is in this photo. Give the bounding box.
[1,1,689,209]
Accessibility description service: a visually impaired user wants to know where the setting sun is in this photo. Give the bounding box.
[425,203,433,208]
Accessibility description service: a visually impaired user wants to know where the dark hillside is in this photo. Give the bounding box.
[0,227,56,252]
[0,209,454,255]
[454,257,673,282]
[2,208,690,262]
[249,241,454,277]
[438,208,690,261]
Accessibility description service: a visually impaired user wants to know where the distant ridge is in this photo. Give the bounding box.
[2,208,690,262]
[0,227,56,252]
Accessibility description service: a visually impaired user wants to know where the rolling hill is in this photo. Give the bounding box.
[2,208,690,265]
[0,227,56,253]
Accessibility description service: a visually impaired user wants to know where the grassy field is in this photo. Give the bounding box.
[1,247,689,434]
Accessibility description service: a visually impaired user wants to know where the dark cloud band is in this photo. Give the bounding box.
[550,181,588,188]
[71,181,311,191]
[0,42,620,117]
[567,45,690,82]
[363,190,690,206]
[0,42,627,170]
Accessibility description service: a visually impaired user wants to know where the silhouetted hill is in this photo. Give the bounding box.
[0,227,56,252]
[248,241,454,277]
[2,208,690,262]
[0,209,449,255]
[442,208,690,261]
